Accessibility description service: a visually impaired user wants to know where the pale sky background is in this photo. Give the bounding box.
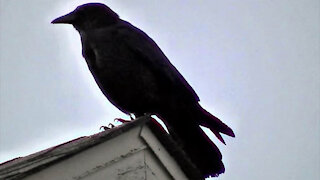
[0,0,319,179]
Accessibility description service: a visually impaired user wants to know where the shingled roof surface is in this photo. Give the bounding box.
[0,116,203,180]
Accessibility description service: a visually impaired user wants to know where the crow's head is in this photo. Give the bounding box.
[51,3,119,31]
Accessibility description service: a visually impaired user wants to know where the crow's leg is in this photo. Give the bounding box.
[114,114,135,124]
[114,118,131,123]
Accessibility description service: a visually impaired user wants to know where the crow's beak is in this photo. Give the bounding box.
[51,11,76,24]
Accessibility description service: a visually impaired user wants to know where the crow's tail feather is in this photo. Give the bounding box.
[197,105,235,145]
[160,110,226,177]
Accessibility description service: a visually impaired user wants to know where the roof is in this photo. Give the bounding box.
[0,116,203,180]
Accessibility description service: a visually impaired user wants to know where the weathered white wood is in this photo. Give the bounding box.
[0,117,202,180]
[140,125,188,180]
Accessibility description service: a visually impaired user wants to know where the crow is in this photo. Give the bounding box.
[52,3,235,177]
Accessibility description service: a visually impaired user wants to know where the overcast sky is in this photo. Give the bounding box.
[0,0,319,179]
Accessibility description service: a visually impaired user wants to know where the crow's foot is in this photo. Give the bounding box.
[114,118,131,124]
[100,123,115,131]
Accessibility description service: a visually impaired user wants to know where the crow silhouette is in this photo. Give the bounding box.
[52,3,235,177]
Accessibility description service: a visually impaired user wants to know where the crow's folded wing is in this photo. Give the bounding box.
[116,20,200,103]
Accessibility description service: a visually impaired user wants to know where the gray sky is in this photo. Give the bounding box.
[0,0,319,179]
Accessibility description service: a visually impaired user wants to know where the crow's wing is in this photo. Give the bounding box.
[116,20,200,103]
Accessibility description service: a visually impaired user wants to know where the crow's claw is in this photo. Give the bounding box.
[100,126,109,131]
[100,123,115,131]
[108,123,115,128]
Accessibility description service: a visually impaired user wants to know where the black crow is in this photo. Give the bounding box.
[52,3,235,177]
